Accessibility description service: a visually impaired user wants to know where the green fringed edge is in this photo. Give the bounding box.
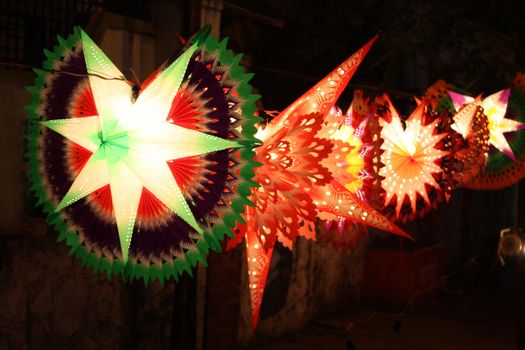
[436,88,525,174]
[434,95,455,113]
[193,33,262,257]
[25,26,262,285]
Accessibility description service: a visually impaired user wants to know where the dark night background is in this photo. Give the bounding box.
[1,0,525,349]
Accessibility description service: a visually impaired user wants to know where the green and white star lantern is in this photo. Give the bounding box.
[26,26,261,283]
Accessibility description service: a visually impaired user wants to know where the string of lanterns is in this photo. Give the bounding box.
[25,26,525,328]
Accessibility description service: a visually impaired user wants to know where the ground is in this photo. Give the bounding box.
[251,263,517,350]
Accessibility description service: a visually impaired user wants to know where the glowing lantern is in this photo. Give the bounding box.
[25,27,260,282]
[446,102,490,189]
[228,37,410,329]
[443,87,525,189]
[416,81,491,192]
[449,89,524,161]
[314,101,410,245]
[378,96,449,220]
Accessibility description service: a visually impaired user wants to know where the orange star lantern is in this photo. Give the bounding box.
[228,37,410,329]
[377,96,449,222]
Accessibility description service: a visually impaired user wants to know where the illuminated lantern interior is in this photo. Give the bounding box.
[379,99,449,218]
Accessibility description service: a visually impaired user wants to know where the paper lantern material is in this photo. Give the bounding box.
[439,87,525,189]
[234,37,378,254]
[245,221,273,330]
[319,106,369,195]
[378,97,449,220]
[229,37,413,329]
[449,89,524,161]
[262,36,378,137]
[242,112,332,251]
[311,181,412,239]
[445,102,490,189]
[26,27,260,282]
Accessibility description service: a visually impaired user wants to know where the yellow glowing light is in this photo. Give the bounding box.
[451,103,477,139]
[326,123,366,193]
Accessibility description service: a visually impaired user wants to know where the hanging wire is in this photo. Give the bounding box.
[0,61,134,84]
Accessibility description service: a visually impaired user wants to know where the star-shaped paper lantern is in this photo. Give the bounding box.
[254,112,333,249]
[271,36,407,238]
[26,27,260,282]
[442,87,525,189]
[321,92,381,199]
[227,112,331,330]
[449,89,524,160]
[227,37,410,329]
[378,97,449,220]
[414,82,491,192]
[230,37,379,255]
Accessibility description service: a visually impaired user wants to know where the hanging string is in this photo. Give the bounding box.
[0,61,134,84]
[263,110,280,118]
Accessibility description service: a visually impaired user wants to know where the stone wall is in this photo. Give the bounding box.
[0,228,177,348]
[1,233,126,348]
